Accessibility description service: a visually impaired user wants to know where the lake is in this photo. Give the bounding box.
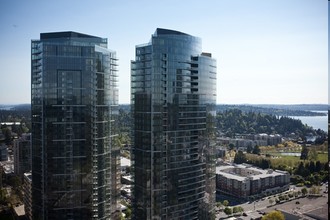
[290,111,328,132]
[280,152,301,157]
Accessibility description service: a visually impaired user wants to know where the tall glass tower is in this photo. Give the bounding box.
[31,32,120,220]
[131,28,217,220]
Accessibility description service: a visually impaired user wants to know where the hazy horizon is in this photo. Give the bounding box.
[0,102,328,106]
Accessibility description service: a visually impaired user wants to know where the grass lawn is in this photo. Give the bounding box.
[246,152,328,169]
[269,152,328,163]
[317,153,328,162]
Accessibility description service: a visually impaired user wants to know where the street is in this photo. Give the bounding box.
[216,183,328,219]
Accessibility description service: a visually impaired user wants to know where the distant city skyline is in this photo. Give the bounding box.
[0,0,328,105]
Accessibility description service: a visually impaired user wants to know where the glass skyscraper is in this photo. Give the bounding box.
[131,28,217,219]
[31,32,120,219]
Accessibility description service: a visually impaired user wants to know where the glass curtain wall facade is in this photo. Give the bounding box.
[31,32,120,220]
[131,28,217,220]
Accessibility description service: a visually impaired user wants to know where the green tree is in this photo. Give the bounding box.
[9,176,21,190]
[234,150,246,164]
[309,186,320,195]
[313,173,322,185]
[233,206,244,214]
[295,162,310,177]
[229,143,235,150]
[0,188,6,202]
[308,148,318,161]
[1,127,12,145]
[222,200,229,207]
[301,187,308,196]
[252,145,261,154]
[308,161,316,173]
[300,145,309,160]
[232,206,239,214]
[224,207,232,216]
[238,206,244,212]
[216,202,223,211]
[123,207,131,219]
[315,161,322,172]
[261,210,285,220]
[260,159,270,169]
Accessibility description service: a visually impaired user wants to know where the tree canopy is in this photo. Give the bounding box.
[216,109,326,141]
[261,210,285,220]
[300,145,309,160]
[234,150,246,164]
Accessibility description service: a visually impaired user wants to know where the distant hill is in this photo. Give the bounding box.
[11,104,31,110]
[0,104,30,111]
[1,103,327,117]
[251,104,329,111]
[216,104,328,116]
[216,109,327,142]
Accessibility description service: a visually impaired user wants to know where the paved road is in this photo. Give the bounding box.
[216,183,328,219]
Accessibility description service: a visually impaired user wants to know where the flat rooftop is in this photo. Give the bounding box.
[40,31,102,40]
[216,164,288,181]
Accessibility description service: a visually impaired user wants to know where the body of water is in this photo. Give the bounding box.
[280,152,301,157]
[290,111,328,132]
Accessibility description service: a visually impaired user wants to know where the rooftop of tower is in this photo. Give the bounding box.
[40,31,102,40]
[154,28,190,36]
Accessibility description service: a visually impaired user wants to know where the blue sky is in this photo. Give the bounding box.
[0,0,328,104]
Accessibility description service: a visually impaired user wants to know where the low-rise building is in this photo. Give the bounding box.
[217,134,282,150]
[216,163,289,199]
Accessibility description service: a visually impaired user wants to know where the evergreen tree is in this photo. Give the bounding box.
[252,145,261,154]
[295,162,310,177]
[315,161,322,172]
[229,143,235,150]
[300,145,309,160]
[234,151,247,164]
[261,159,270,169]
[308,161,316,173]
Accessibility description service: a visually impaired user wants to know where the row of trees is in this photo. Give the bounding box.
[291,161,328,186]
[223,206,244,216]
[216,200,245,216]
[270,186,321,205]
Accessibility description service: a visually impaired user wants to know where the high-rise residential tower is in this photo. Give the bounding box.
[31,32,120,219]
[131,28,217,220]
